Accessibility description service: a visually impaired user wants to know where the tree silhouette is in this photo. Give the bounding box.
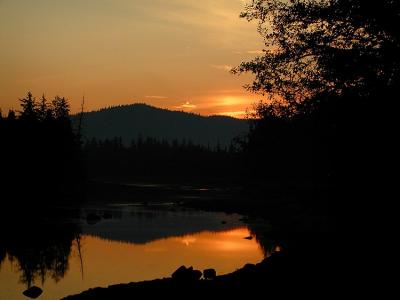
[233,0,399,176]
[0,92,83,207]
[7,109,16,121]
[52,96,70,120]
[233,0,399,109]
[19,91,38,121]
[38,94,48,121]
[232,0,398,235]
[82,136,238,182]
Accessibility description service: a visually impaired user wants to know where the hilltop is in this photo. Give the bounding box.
[73,104,249,148]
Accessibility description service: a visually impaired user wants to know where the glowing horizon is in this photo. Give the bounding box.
[0,0,263,118]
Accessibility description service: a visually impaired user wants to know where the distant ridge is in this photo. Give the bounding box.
[73,103,248,148]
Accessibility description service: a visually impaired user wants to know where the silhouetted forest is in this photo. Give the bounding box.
[72,103,248,148]
[82,136,240,183]
[0,92,84,207]
[232,0,399,229]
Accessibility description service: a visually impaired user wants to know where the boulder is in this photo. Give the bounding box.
[192,270,202,281]
[203,268,217,280]
[171,266,202,282]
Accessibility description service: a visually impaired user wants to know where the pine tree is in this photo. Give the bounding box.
[38,94,48,121]
[52,96,70,120]
[19,92,37,121]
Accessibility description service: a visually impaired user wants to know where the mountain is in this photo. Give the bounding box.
[74,103,249,148]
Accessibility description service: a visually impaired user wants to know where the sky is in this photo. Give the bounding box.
[0,0,264,118]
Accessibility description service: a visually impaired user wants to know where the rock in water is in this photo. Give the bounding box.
[23,286,43,299]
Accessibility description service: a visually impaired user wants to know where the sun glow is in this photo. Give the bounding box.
[218,96,245,106]
[0,0,263,116]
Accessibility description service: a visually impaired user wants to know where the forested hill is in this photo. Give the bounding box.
[73,103,248,148]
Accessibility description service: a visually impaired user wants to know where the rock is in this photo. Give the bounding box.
[23,286,43,299]
[172,266,189,280]
[171,266,202,282]
[203,268,217,280]
[192,270,202,281]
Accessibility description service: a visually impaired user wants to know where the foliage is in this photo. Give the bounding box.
[16,92,71,121]
[83,136,240,182]
[232,0,399,224]
[0,92,83,205]
[73,103,248,149]
[19,91,38,121]
[233,0,399,109]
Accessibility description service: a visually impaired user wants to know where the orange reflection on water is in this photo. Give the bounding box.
[171,228,256,253]
[0,227,263,300]
[82,227,262,282]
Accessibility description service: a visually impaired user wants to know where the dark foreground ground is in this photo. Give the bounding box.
[60,181,340,299]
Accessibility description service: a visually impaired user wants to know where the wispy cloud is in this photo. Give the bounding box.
[215,111,247,118]
[0,0,261,114]
[145,95,168,99]
[233,50,264,55]
[210,64,233,72]
[247,50,264,54]
[175,101,197,109]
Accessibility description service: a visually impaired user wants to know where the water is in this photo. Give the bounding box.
[0,204,269,300]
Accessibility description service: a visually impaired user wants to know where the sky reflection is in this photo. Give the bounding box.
[0,227,264,300]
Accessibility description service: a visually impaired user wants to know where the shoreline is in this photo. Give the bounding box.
[61,252,287,299]
[60,180,337,299]
[62,233,338,299]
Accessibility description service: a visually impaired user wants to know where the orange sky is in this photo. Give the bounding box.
[0,0,264,118]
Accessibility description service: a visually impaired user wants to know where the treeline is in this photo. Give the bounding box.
[86,103,205,118]
[73,103,247,149]
[84,136,237,153]
[0,92,83,206]
[82,136,240,183]
[241,99,335,187]
[230,0,399,232]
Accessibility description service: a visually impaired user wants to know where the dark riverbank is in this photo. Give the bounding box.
[62,241,337,299]
[62,230,339,299]
[85,180,335,237]
[59,180,338,299]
